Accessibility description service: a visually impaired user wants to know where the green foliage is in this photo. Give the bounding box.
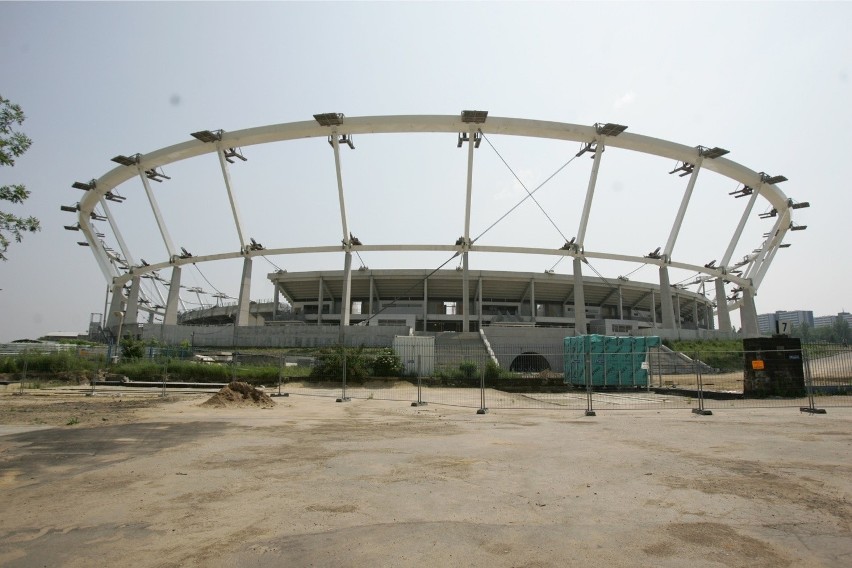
[484,360,504,380]
[119,337,145,360]
[668,339,744,370]
[0,94,39,261]
[310,346,370,380]
[791,317,851,345]
[458,361,479,379]
[372,349,402,377]
[0,351,95,374]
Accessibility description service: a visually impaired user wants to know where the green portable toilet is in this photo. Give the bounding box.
[564,335,660,388]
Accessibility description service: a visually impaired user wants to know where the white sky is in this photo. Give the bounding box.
[0,1,849,341]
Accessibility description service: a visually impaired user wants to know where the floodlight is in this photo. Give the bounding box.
[790,223,807,231]
[455,132,481,148]
[759,209,778,219]
[313,113,344,126]
[145,168,171,182]
[697,146,730,159]
[64,224,80,231]
[461,110,488,124]
[729,185,753,198]
[223,147,247,162]
[72,180,96,191]
[105,191,126,203]
[559,237,576,251]
[60,204,79,213]
[179,247,193,258]
[77,242,90,247]
[790,201,810,209]
[704,260,717,268]
[645,247,662,259]
[111,154,140,167]
[248,238,264,251]
[90,211,107,221]
[575,142,595,158]
[779,243,792,248]
[349,234,362,246]
[327,135,354,150]
[669,161,695,177]
[190,129,223,143]
[760,172,788,185]
[594,122,627,136]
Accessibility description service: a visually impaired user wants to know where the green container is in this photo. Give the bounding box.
[564,335,660,387]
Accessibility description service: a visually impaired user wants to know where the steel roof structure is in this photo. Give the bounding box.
[63,112,806,337]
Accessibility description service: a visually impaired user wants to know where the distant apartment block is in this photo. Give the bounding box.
[813,311,852,328]
[757,310,814,334]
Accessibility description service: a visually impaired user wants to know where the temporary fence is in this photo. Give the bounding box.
[3,339,850,414]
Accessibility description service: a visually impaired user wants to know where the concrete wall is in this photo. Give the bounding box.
[482,327,575,372]
[142,324,412,348]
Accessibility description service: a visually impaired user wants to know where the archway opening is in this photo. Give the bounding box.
[510,352,551,373]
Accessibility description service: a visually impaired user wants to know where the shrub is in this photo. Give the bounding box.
[310,346,370,380]
[484,360,503,380]
[458,361,478,379]
[120,337,145,360]
[372,349,402,377]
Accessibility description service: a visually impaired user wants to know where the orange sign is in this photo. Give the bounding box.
[751,360,765,370]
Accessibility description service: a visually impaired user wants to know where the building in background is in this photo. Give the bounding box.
[757,310,814,334]
[814,312,852,328]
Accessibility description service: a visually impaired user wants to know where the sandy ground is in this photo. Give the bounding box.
[0,388,850,568]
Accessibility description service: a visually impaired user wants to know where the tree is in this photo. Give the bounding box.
[1,95,39,261]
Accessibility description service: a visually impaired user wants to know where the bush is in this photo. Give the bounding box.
[458,361,478,379]
[120,337,145,360]
[372,349,402,377]
[485,360,503,380]
[310,346,370,380]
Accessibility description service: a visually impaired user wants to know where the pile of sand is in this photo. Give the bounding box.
[201,381,276,408]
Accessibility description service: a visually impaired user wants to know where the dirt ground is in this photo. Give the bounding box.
[0,387,850,568]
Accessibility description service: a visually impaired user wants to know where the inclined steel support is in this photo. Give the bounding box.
[715,277,731,333]
[101,198,135,267]
[573,258,587,334]
[741,287,759,337]
[164,266,182,325]
[461,125,476,332]
[330,131,353,335]
[573,140,605,335]
[236,257,253,327]
[124,277,141,332]
[216,145,247,251]
[139,170,177,259]
[659,266,675,330]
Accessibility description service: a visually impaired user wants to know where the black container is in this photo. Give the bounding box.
[742,337,806,397]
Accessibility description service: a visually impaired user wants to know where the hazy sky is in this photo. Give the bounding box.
[1,1,849,342]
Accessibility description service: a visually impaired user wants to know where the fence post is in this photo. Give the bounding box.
[585,351,596,417]
[476,363,488,414]
[692,350,712,415]
[161,357,168,397]
[272,353,289,398]
[411,354,426,407]
[18,352,27,395]
[800,349,827,414]
[336,346,350,403]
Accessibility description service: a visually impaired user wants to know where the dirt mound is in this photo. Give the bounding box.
[201,381,276,408]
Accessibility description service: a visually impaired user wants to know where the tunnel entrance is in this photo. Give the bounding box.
[509,352,551,373]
